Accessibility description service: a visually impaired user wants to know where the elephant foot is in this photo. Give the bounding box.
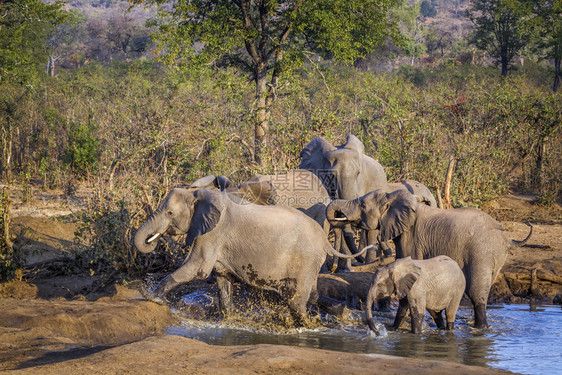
[410,310,424,334]
[364,246,380,264]
[474,303,489,329]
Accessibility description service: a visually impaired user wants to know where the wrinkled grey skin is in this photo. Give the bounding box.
[188,170,331,233]
[365,256,466,335]
[300,134,388,270]
[387,179,437,208]
[326,189,533,328]
[134,188,367,323]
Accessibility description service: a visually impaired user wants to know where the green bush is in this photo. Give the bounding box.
[64,120,100,175]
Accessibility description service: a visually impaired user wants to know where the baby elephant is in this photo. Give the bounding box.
[365,256,466,335]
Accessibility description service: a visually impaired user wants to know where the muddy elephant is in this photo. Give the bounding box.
[326,189,533,328]
[365,256,466,335]
[134,188,367,323]
[187,170,331,232]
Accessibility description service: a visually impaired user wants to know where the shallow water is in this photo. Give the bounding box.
[167,303,562,374]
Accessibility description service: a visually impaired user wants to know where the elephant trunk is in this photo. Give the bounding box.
[365,286,382,335]
[326,199,360,228]
[134,213,169,254]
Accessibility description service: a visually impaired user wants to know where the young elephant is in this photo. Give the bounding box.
[365,256,466,335]
[134,188,367,323]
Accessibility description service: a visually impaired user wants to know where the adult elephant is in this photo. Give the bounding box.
[300,134,387,270]
[187,170,331,232]
[388,179,437,208]
[300,135,437,268]
[133,188,367,324]
[326,189,533,328]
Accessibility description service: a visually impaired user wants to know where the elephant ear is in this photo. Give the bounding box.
[342,134,365,155]
[188,175,219,190]
[185,190,223,246]
[299,137,336,171]
[379,189,418,241]
[300,137,337,197]
[391,257,422,300]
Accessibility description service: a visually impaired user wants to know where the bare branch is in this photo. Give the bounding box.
[303,51,331,96]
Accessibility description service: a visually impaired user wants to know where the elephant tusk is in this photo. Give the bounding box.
[331,217,348,221]
[146,233,160,244]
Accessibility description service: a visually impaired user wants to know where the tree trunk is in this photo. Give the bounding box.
[553,57,561,93]
[501,58,508,77]
[47,55,56,77]
[1,125,13,181]
[254,64,270,165]
[533,139,544,192]
[444,156,455,209]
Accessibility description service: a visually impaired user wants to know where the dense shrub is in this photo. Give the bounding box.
[0,60,560,279]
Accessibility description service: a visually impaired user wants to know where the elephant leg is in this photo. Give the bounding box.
[288,291,311,327]
[323,229,338,272]
[467,269,492,329]
[216,273,234,316]
[152,252,213,302]
[380,241,393,257]
[428,309,446,329]
[364,230,379,264]
[474,303,488,329]
[410,306,425,334]
[335,227,353,272]
[393,297,410,330]
[359,229,368,253]
[150,274,181,303]
[445,308,456,330]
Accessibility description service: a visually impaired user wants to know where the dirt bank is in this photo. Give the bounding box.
[1,192,560,373]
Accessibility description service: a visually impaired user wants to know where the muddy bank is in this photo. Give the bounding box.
[0,284,176,371]
[5,334,513,375]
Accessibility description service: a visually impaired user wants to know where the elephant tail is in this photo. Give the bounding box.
[326,244,373,259]
[509,222,533,249]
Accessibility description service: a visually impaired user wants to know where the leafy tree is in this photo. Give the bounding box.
[467,0,528,76]
[420,0,438,17]
[46,10,87,77]
[392,0,426,64]
[131,0,403,165]
[0,0,65,84]
[425,20,462,57]
[524,0,562,91]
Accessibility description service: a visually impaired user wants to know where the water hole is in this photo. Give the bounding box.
[167,303,562,375]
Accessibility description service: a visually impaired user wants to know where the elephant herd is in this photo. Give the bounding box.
[134,135,533,333]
